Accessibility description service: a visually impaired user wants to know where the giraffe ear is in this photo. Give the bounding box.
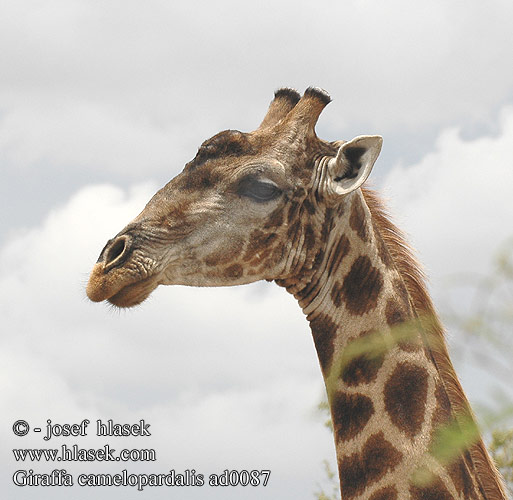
[326,135,382,195]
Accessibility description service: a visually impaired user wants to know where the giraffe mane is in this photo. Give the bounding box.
[362,187,507,500]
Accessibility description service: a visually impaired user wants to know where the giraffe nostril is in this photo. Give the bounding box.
[104,235,130,269]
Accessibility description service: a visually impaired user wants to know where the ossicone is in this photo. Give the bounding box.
[259,87,301,129]
[280,87,331,136]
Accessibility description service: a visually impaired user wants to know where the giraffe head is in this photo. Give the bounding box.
[86,88,382,307]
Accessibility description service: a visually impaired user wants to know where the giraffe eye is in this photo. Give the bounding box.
[237,177,282,203]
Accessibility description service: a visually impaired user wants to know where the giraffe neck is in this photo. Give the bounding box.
[278,190,500,500]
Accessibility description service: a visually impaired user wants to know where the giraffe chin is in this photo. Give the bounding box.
[106,278,160,308]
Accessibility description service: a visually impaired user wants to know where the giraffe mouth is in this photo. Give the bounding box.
[86,260,160,308]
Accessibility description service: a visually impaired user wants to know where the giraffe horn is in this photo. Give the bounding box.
[281,87,332,135]
[258,88,301,129]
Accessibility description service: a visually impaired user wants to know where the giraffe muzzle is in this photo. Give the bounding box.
[87,230,161,306]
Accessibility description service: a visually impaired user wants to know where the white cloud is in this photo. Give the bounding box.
[383,105,513,279]
[0,102,182,176]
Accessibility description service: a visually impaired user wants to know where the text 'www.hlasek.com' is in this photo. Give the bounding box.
[11,418,271,490]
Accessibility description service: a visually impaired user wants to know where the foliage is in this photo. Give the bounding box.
[490,429,513,489]
[314,459,339,500]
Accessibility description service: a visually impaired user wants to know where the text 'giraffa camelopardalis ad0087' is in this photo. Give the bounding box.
[86,88,508,500]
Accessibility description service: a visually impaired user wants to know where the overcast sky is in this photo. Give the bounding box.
[2,1,513,499]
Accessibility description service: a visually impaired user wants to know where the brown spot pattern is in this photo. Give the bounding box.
[398,339,421,353]
[179,168,224,191]
[429,383,456,463]
[223,264,243,279]
[287,220,300,240]
[303,223,316,251]
[409,478,453,500]
[342,330,385,386]
[341,256,383,315]
[205,240,243,267]
[432,383,452,429]
[331,281,343,308]
[369,486,398,500]
[312,247,325,271]
[303,197,316,215]
[448,456,476,499]
[309,314,338,374]
[385,298,406,326]
[349,195,369,242]
[271,245,285,261]
[293,186,306,199]
[326,234,351,277]
[339,432,402,498]
[322,207,334,242]
[244,230,277,261]
[187,130,254,170]
[332,391,374,443]
[258,245,285,272]
[373,220,393,267]
[287,201,300,224]
[263,207,285,229]
[249,248,273,267]
[385,298,419,352]
[384,362,429,438]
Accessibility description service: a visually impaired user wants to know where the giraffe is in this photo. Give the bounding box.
[86,88,507,499]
